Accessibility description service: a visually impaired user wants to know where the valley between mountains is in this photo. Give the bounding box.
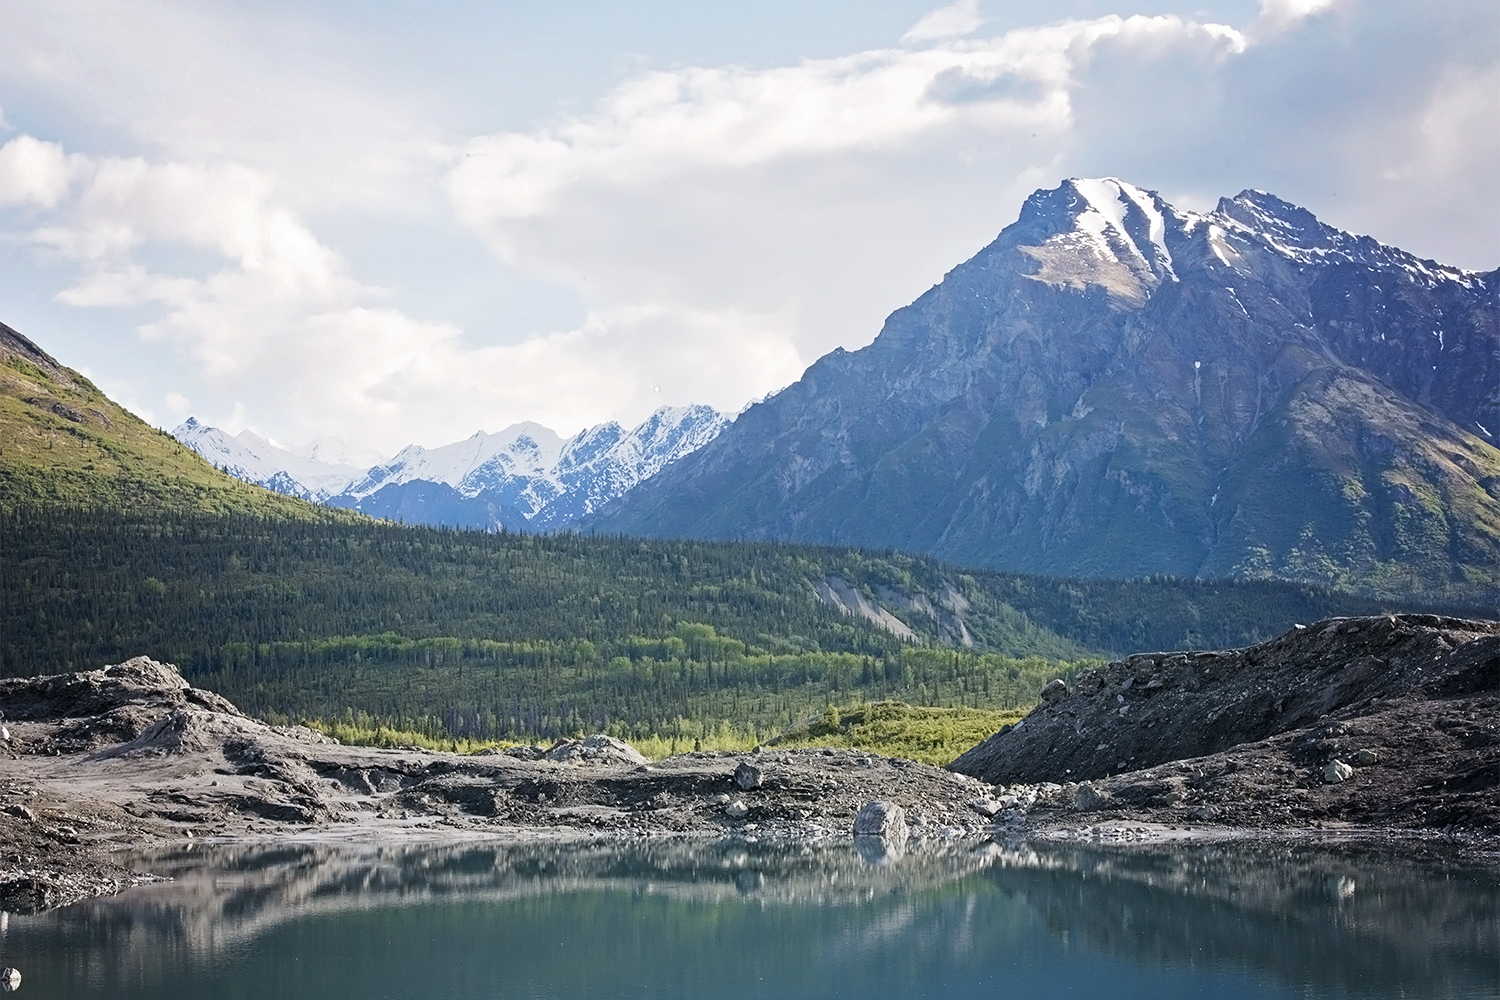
[1,178,1497,912]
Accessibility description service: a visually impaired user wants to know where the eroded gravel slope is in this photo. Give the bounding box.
[952,614,1499,835]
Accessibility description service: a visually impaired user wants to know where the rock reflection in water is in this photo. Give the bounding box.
[0,837,1495,999]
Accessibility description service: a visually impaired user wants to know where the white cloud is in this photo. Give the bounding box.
[6,132,802,449]
[446,14,1245,368]
[0,135,84,208]
[360,304,806,439]
[1416,62,1500,177]
[0,0,452,215]
[901,0,985,44]
[1244,0,1346,44]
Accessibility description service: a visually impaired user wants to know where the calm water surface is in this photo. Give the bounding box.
[2,837,1496,999]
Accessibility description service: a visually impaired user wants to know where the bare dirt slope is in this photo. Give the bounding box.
[951,614,1500,834]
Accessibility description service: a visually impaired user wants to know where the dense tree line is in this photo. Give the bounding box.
[2,506,1478,741]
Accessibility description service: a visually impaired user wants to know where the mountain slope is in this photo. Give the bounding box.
[592,180,1500,600]
[0,321,349,519]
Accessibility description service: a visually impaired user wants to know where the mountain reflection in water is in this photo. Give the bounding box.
[2,838,1495,999]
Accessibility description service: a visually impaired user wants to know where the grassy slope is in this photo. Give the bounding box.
[0,324,355,520]
[306,700,1031,766]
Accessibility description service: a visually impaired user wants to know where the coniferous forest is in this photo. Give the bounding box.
[3,505,1471,744]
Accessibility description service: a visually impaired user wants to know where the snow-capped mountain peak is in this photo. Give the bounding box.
[1012,177,1483,309]
[349,421,567,499]
[1213,187,1480,288]
[1015,178,1186,305]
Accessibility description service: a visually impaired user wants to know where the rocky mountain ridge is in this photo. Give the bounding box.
[591,179,1500,601]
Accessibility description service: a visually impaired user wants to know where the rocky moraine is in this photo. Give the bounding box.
[2,613,1496,913]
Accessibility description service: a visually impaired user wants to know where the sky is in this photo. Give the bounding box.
[0,0,1497,460]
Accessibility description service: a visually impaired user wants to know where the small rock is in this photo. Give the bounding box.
[734,761,764,790]
[1187,804,1219,821]
[725,800,750,819]
[969,798,1003,818]
[853,800,908,840]
[1074,784,1113,811]
[1354,749,1378,766]
[712,793,731,805]
[1323,760,1354,783]
[1040,678,1069,703]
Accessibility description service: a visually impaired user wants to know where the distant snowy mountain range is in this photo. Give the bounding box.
[172,405,730,531]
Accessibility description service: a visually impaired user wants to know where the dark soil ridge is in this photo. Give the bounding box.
[951,614,1499,834]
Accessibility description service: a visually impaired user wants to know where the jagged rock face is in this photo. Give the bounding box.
[593,180,1500,598]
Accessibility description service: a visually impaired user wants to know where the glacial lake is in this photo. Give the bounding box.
[2,837,1497,999]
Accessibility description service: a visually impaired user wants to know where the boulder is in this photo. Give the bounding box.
[852,800,908,840]
[1073,784,1113,811]
[1354,748,1379,766]
[543,735,650,767]
[734,761,764,790]
[1323,759,1355,783]
[1039,678,1069,704]
[725,800,750,819]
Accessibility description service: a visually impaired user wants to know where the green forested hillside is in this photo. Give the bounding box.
[3,506,1468,743]
[0,507,1093,739]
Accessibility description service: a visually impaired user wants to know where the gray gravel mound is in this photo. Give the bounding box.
[0,656,239,721]
[950,615,1499,785]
